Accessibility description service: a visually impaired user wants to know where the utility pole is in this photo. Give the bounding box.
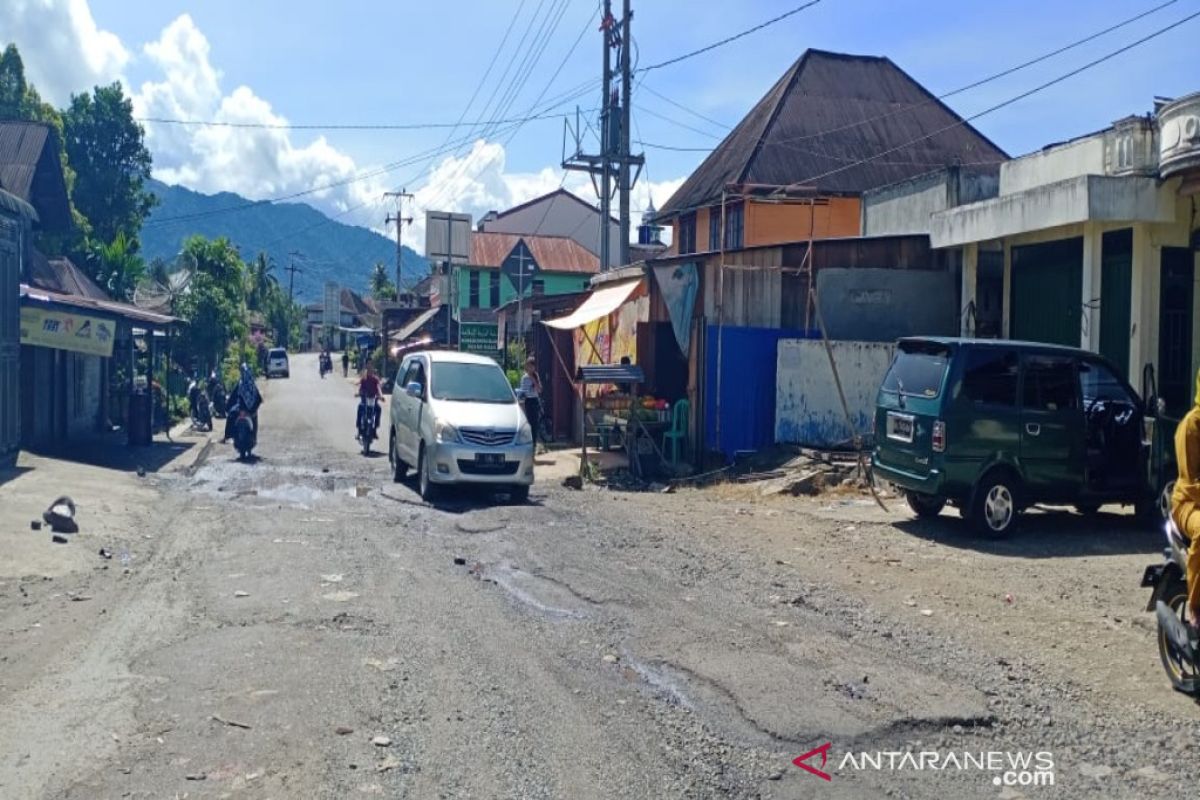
[562,0,643,272]
[285,250,303,302]
[384,190,414,297]
[618,0,633,268]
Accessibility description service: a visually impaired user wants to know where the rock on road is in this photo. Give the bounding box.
[1,352,1198,799]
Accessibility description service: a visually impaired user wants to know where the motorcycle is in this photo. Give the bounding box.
[233,410,257,460]
[357,396,379,456]
[1143,517,1198,693]
[320,354,332,379]
[191,389,213,432]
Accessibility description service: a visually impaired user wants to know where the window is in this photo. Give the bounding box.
[468,271,480,308]
[881,342,950,399]
[431,362,514,403]
[401,359,426,394]
[532,279,545,297]
[678,213,696,255]
[1023,356,1078,411]
[961,348,1019,406]
[1079,360,1134,405]
[724,202,744,250]
[708,209,721,251]
[488,271,500,307]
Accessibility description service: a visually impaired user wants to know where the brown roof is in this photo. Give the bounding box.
[27,252,110,300]
[0,122,71,231]
[470,231,599,274]
[659,49,1008,217]
[21,284,177,326]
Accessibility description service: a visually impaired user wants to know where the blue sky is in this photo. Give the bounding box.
[5,0,1199,250]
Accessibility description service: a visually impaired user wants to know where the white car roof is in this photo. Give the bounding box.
[415,350,500,367]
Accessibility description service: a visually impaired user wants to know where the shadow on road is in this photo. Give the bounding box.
[892,507,1162,559]
[0,465,34,488]
[23,432,196,475]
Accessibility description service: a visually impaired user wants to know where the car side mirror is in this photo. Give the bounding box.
[406,381,423,398]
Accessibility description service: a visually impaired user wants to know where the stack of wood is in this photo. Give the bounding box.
[736,450,867,497]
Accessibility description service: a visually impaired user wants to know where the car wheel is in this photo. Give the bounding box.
[905,491,945,518]
[389,431,408,482]
[970,471,1021,538]
[418,444,438,502]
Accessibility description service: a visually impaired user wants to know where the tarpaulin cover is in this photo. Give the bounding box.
[541,278,642,330]
[705,325,817,460]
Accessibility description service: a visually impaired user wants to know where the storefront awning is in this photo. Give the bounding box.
[391,306,441,341]
[541,277,642,330]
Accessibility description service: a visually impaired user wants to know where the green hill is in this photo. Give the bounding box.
[140,179,427,303]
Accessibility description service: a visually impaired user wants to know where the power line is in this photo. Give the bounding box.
[764,0,1183,150]
[637,0,823,73]
[634,104,722,140]
[135,110,569,131]
[638,81,731,133]
[766,9,1200,195]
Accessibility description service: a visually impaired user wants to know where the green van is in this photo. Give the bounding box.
[872,337,1176,536]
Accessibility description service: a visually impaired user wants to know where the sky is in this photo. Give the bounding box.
[3,0,1199,254]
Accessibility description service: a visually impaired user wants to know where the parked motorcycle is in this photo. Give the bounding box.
[233,410,257,460]
[191,390,213,432]
[357,396,379,456]
[1143,518,1198,693]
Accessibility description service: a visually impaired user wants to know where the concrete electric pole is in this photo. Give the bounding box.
[562,0,644,272]
[384,190,414,297]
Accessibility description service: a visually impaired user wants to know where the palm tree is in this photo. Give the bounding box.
[248,252,277,311]
[369,262,396,301]
[86,231,145,301]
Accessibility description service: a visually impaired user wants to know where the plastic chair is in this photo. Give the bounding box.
[663,399,689,465]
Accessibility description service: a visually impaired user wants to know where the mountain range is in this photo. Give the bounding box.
[140,179,427,304]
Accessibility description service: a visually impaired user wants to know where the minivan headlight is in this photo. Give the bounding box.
[515,423,533,445]
[435,421,461,444]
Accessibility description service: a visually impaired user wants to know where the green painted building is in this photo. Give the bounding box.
[452,231,599,357]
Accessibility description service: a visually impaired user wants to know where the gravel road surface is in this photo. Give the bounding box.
[1,353,1197,799]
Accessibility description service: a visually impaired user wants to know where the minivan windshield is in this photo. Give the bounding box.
[268,348,287,358]
[431,362,515,404]
[881,343,951,399]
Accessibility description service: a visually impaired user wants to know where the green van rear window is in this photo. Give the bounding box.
[881,344,950,399]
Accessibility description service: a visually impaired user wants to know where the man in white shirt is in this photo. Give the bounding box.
[517,356,543,448]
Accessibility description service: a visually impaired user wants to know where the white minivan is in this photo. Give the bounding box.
[265,347,289,378]
[389,350,535,502]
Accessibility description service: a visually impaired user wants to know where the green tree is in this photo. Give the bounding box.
[86,230,145,301]
[174,236,248,369]
[369,262,397,301]
[61,82,155,245]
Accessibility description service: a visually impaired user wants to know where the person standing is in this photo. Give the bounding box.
[518,356,543,449]
[341,350,350,377]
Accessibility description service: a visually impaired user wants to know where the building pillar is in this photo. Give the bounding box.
[1001,240,1012,339]
[1129,223,1156,387]
[961,243,978,337]
[1080,222,1102,352]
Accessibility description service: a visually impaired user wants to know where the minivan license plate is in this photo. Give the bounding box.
[475,453,505,465]
[886,412,914,443]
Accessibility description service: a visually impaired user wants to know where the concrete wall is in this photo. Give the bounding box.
[862,167,1000,237]
[776,339,895,448]
[816,267,957,342]
[1001,136,1106,195]
[66,352,101,437]
[481,194,620,260]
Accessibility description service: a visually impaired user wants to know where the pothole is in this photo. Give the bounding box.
[473,562,589,620]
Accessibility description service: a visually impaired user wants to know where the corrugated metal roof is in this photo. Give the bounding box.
[20,284,178,326]
[0,122,71,230]
[470,231,599,274]
[27,252,111,301]
[659,49,1009,217]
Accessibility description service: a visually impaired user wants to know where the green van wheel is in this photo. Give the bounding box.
[906,491,946,518]
[970,471,1021,538]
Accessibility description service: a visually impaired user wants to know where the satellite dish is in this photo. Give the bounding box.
[133,258,194,312]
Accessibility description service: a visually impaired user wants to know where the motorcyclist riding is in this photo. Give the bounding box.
[223,364,263,444]
[1170,368,1200,645]
[356,363,383,439]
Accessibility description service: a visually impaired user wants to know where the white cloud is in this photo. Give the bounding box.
[0,0,130,103]
[5,2,686,255]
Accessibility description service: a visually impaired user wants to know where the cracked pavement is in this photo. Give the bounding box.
[2,352,1198,799]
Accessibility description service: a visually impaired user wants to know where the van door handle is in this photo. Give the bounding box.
[1025,423,1041,436]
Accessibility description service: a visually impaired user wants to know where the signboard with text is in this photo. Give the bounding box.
[322,282,340,328]
[20,306,115,357]
[459,322,501,359]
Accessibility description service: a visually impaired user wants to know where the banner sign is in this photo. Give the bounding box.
[653,262,699,355]
[20,306,115,357]
[459,322,501,358]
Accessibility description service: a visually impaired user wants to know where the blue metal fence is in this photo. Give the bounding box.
[704,325,816,460]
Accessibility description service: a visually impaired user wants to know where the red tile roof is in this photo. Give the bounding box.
[470,231,599,274]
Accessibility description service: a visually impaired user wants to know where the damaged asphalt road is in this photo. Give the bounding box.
[2,353,1198,799]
